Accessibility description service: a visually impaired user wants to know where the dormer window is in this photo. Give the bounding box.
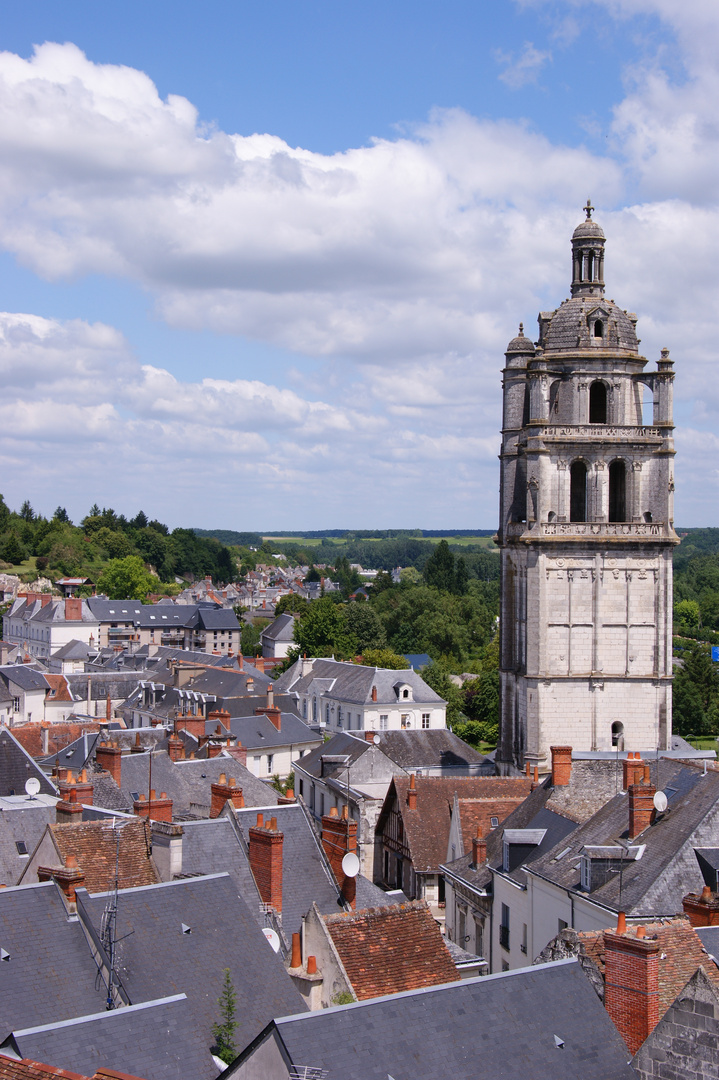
[593,320,604,339]
[402,689,409,699]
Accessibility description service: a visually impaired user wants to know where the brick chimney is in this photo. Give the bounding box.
[55,781,84,823]
[134,790,173,823]
[604,922,660,1054]
[371,685,377,702]
[407,773,417,810]
[321,805,358,910]
[95,741,123,787]
[175,712,206,740]
[64,597,82,621]
[210,774,245,818]
[622,752,645,791]
[550,746,572,786]
[58,768,93,806]
[208,708,231,731]
[628,781,656,840]
[472,831,487,869]
[167,732,185,762]
[130,732,145,754]
[364,729,377,743]
[682,885,719,927]
[277,788,296,805]
[248,816,283,911]
[38,855,85,907]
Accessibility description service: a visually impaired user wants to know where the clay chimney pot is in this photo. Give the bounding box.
[329,806,338,817]
[307,955,317,975]
[637,925,646,938]
[256,813,264,828]
[291,932,301,969]
[617,911,627,934]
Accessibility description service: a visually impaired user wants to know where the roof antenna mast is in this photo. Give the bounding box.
[100,824,121,1010]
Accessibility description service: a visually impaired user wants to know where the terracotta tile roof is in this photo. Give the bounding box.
[323,901,458,999]
[50,819,158,893]
[12,722,103,759]
[0,1056,148,1080]
[44,676,74,703]
[385,776,533,874]
[456,796,531,848]
[577,917,719,1017]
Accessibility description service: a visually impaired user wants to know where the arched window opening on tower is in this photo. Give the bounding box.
[593,320,604,339]
[589,381,607,424]
[570,461,587,523]
[642,385,654,426]
[522,385,530,427]
[586,252,594,281]
[611,721,624,750]
[609,460,627,522]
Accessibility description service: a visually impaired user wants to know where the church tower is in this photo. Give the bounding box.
[497,203,677,773]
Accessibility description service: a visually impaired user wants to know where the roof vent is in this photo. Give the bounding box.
[0,949,10,962]
[181,923,192,935]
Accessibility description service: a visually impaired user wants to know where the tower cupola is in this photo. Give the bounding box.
[571,199,606,299]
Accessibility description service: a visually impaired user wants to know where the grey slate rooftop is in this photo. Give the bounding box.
[0,728,57,798]
[275,657,445,705]
[529,759,719,916]
[78,873,305,1074]
[179,816,264,923]
[0,796,57,886]
[0,881,106,1036]
[227,712,319,751]
[231,958,636,1080]
[2,994,210,1080]
[377,729,490,771]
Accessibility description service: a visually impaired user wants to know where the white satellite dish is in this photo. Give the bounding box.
[262,927,281,953]
[653,790,668,813]
[25,777,40,798]
[373,734,380,745]
[341,851,360,878]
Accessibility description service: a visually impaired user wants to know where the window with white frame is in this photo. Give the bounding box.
[266,754,273,774]
[252,755,261,775]
[12,697,20,713]
[380,714,388,730]
[421,713,430,729]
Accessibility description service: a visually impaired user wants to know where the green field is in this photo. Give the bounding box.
[263,534,497,549]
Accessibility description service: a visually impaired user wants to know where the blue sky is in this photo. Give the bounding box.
[0,1,716,529]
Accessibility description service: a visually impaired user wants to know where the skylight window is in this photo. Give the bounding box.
[15,841,27,855]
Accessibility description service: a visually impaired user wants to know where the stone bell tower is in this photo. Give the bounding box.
[496,202,678,773]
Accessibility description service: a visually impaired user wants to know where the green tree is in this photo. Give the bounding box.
[294,597,357,660]
[211,968,238,1065]
[423,540,455,591]
[96,556,157,600]
[19,500,35,522]
[399,566,421,585]
[53,507,71,524]
[2,533,26,565]
[673,640,719,736]
[96,527,134,560]
[359,648,409,670]
[420,662,465,725]
[0,494,9,531]
[305,565,321,582]
[275,594,309,618]
[345,602,387,653]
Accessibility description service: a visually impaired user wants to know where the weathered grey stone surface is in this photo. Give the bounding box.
[633,966,719,1080]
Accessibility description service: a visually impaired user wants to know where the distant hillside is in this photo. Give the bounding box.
[193,529,263,547]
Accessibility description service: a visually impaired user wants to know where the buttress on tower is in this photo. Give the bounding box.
[497,204,678,773]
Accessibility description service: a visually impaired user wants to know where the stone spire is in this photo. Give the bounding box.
[570,199,606,299]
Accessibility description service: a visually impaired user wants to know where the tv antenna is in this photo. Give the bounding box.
[99,823,134,1010]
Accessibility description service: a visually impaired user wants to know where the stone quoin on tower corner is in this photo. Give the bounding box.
[496,202,678,773]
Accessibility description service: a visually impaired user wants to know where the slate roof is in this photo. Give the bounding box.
[0,667,49,693]
[539,297,639,354]
[228,712,320,751]
[242,958,636,1080]
[294,732,370,780]
[196,608,240,631]
[379,775,533,874]
[233,802,342,935]
[260,613,295,642]
[0,729,57,798]
[11,722,102,760]
[3,995,209,1080]
[276,657,445,705]
[38,731,99,772]
[695,925,719,964]
[377,729,488,770]
[322,901,458,999]
[178,817,264,923]
[77,874,305,1074]
[529,760,719,916]
[49,639,93,662]
[0,881,106,1036]
[0,798,57,886]
[40,818,158,894]
[113,751,277,818]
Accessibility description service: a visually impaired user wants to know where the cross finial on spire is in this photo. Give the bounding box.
[584,198,594,220]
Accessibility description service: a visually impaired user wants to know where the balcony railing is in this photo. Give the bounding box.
[504,521,666,540]
[499,924,510,951]
[531,423,664,440]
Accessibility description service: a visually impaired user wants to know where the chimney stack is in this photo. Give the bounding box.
[64,597,82,622]
[95,740,123,786]
[321,805,358,910]
[210,775,245,818]
[603,924,660,1054]
[131,732,144,753]
[628,781,656,840]
[622,752,645,791]
[55,779,84,823]
[248,817,283,911]
[407,773,417,811]
[38,857,85,907]
[133,790,173,823]
[290,932,302,969]
[167,732,185,762]
[550,746,572,787]
[371,685,377,702]
[472,831,487,869]
[682,885,719,927]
